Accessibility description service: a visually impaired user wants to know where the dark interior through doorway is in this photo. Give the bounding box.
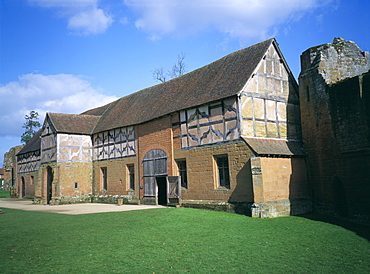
[47,167,53,204]
[21,176,25,197]
[156,176,167,206]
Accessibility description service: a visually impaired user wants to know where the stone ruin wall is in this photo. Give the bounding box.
[299,38,370,223]
[3,146,24,194]
[301,37,370,85]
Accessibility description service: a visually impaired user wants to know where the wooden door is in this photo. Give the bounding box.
[143,149,167,197]
[167,176,181,205]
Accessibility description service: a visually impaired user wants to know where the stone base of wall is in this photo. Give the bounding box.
[10,188,18,198]
[290,198,313,216]
[90,195,138,205]
[38,194,138,205]
[314,204,370,226]
[252,198,312,218]
[33,197,43,204]
[181,200,253,215]
[50,195,91,205]
[142,197,157,205]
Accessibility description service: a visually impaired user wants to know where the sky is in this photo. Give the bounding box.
[1,0,369,166]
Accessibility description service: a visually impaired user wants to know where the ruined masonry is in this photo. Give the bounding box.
[299,37,370,223]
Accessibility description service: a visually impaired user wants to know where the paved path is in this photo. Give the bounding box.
[0,198,165,215]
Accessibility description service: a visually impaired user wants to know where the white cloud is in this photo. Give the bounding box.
[0,73,117,137]
[68,7,113,35]
[124,0,330,40]
[29,0,113,35]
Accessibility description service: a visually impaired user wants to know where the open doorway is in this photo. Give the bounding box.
[156,176,167,206]
[21,176,25,197]
[46,166,53,204]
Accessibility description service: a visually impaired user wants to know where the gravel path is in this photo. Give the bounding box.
[0,198,165,215]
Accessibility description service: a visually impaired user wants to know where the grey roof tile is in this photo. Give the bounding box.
[243,137,306,156]
[86,38,274,133]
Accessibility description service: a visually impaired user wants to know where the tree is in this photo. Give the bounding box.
[21,111,41,144]
[169,52,186,79]
[152,67,167,83]
[153,52,187,83]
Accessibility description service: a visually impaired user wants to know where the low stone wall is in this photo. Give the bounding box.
[252,198,312,218]
[33,197,43,204]
[33,194,139,205]
[53,195,91,205]
[142,197,157,205]
[181,200,253,216]
[90,195,138,205]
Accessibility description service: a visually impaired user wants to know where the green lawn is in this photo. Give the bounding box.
[0,207,369,273]
[0,189,10,198]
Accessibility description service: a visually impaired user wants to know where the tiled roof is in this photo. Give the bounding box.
[17,129,42,155]
[85,38,275,133]
[243,137,306,156]
[47,113,101,135]
[80,103,111,116]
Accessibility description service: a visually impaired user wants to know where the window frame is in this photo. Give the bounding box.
[176,159,188,189]
[100,167,107,191]
[127,164,135,190]
[214,155,230,189]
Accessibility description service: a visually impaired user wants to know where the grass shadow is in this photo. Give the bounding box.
[298,212,370,242]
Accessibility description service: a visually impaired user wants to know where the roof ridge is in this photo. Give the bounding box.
[17,128,42,155]
[91,38,275,133]
[49,112,100,117]
[88,99,116,134]
[84,38,276,115]
[46,112,101,135]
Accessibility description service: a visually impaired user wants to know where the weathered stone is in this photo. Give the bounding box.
[299,38,370,224]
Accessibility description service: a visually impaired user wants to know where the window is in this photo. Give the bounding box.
[74,182,78,189]
[176,160,188,188]
[215,155,230,188]
[127,164,135,190]
[30,176,34,185]
[101,167,107,190]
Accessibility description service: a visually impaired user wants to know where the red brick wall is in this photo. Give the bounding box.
[137,116,175,198]
[134,114,255,203]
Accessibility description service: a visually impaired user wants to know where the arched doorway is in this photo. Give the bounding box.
[143,149,168,205]
[46,167,53,204]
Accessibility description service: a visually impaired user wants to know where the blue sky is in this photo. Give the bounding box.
[1,0,369,166]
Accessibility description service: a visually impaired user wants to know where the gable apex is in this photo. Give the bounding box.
[46,113,101,135]
[90,38,275,133]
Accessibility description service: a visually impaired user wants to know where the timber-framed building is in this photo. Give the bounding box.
[13,38,312,217]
